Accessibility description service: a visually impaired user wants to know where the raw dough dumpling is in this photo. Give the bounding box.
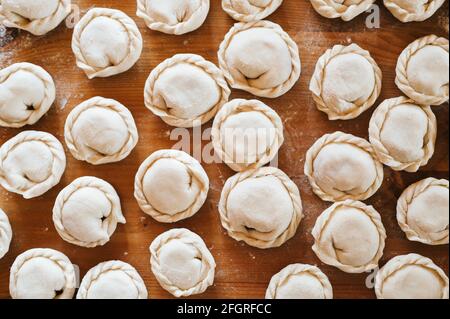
[0,63,55,128]
[72,8,143,79]
[77,261,148,299]
[0,131,66,199]
[304,131,384,202]
[134,150,209,223]
[52,176,126,248]
[219,167,303,249]
[310,43,382,120]
[65,97,138,165]
[150,228,216,297]
[265,264,333,299]
[222,0,283,22]
[0,0,71,35]
[9,248,76,299]
[136,0,210,35]
[212,99,284,172]
[310,0,376,21]
[369,97,437,172]
[145,54,230,128]
[397,178,449,245]
[384,0,446,22]
[375,254,449,299]
[312,200,386,273]
[0,208,12,259]
[396,35,449,106]
[218,20,301,98]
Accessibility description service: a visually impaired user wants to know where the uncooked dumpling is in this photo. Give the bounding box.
[310,0,376,21]
[134,150,209,223]
[137,0,210,35]
[0,0,71,35]
[9,248,76,299]
[72,8,143,79]
[312,200,386,273]
[266,264,333,299]
[52,176,126,248]
[64,97,138,165]
[144,54,230,128]
[0,63,55,128]
[219,167,303,249]
[397,178,449,245]
[384,0,446,22]
[222,0,283,22]
[375,254,449,299]
[369,96,437,172]
[77,260,148,299]
[310,43,382,120]
[304,131,384,202]
[0,208,12,259]
[212,99,284,172]
[218,20,301,98]
[150,228,216,297]
[0,131,66,199]
[396,35,449,106]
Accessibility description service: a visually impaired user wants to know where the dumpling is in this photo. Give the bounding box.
[134,150,209,223]
[150,228,216,297]
[212,99,284,172]
[384,0,446,22]
[369,96,437,172]
[137,0,210,35]
[0,208,12,259]
[77,261,147,299]
[218,20,301,98]
[72,8,143,79]
[9,248,76,299]
[222,0,283,22]
[0,0,71,35]
[144,54,230,127]
[0,131,66,199]
[64,97,138,165]
[310,43,382,120]
[310,0,376,21]
[0,63,55,128]
[52,176,126,248]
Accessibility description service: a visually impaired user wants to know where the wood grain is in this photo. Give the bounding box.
[0,0,448,299]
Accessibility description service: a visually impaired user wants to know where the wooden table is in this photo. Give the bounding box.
[0,0,448,299]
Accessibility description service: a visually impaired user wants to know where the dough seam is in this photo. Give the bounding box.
[384,0,446,22]
[222,0,283,22]
[310,0,375,21]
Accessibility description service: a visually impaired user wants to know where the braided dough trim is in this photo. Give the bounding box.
[0,63,55,128]
[134,150,209,223]
[396,35,449,106]
[222,0,283,22]
[0,0,71,36]
[309,43,382,120]
[150,228,216,297]
[397,178,449,245]
[375,254,450,299]
[218,20,301,99]
[312,200,386,273]
[0,131,66,199]
[384,0,446,22]
[218,167,303,249]
[369,96,437,173]
[64,97,139,165]
[265,263,333,299]
[304,131,384,202]
[144,54,230,128]
[0,208,12,259]
[310,0,375,21]
[72,8,143,79]
[211,99,284,172]
[77,260,148,299]
[52,176,125,248]
[9,248,76,299]
[136,0,210,35]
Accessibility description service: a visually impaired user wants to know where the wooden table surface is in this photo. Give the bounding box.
[0,0,449,299]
